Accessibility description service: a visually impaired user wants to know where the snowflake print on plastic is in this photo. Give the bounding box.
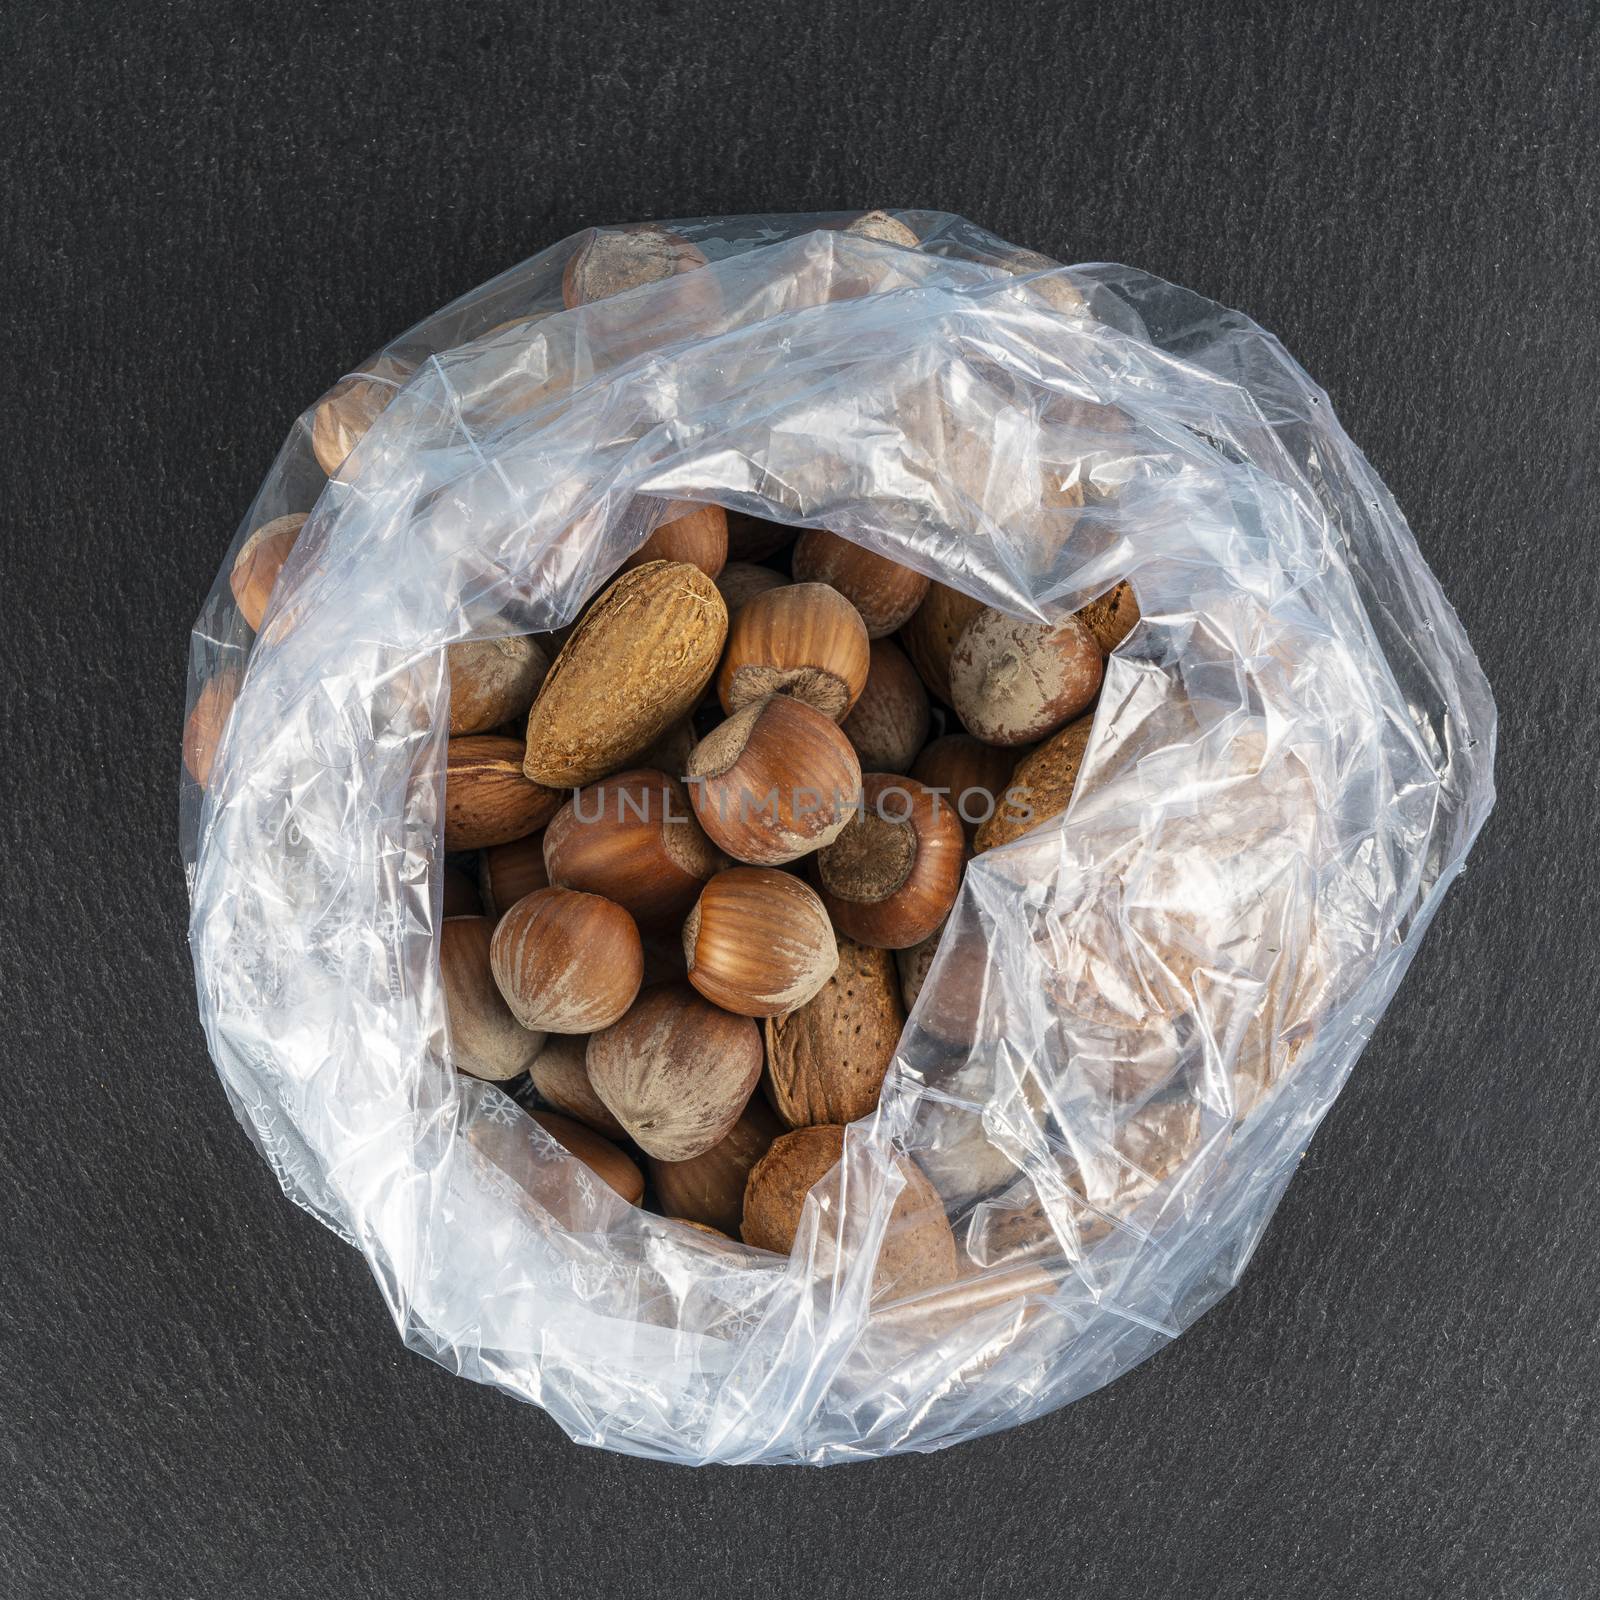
[371,899,412,949]
[571,1167,598,1207]
[481,1095,520,1127]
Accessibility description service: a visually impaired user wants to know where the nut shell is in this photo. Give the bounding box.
[715,562,789,615]
[479,834,549,919]
[765,934,904,1127]
[686,697,862,866]
[444,736,564,851]
[792,530,929,639]
[441,917,545,1082]
[975,714,1094,852]
[911,735,1022,846]
[490,887,643,1034]
[446,637,549,736]
[717,582,870,723]
[948,608,1103,746]
[682,868,838,1017]
[899,581,985,705]
[524,561,728,787]
[843,210,919,248]
[543,769,720,928]
[530,1111,644,1205]
[587,983,763,1161]
[230,513,306,631]
[1076,580,1140,655]
[562,225,709,307]
[310,362,410,476]
[648,1098,783,1235]
[529,1035,627,1140]
[811,774,964,950]
[841,639,930,773]
[621,502,728,579]
[742,1125,957,1298]
[183,672,239,789]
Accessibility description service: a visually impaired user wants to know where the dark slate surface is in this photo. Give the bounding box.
[3,2,1596,1595]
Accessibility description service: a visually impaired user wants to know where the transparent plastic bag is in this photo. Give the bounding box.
[181,212,1495,1464]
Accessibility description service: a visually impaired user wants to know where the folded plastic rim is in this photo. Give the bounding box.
[180,212,1496,1465]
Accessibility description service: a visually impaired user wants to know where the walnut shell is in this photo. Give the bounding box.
[791,530,929,639]
[742,1125,957,1299]
[899,581,985,705]
[948,608,1102,746]
[444,736,564,851]
[446,637,549,736]
[230,513,306,632]
[441,916,545,1081]
[587,983,763,1161]
[524,561,728,787]
[764,933,904,1127]
[648,1098,783,1235]
[841,639,930,773]
[490,887,643,1034]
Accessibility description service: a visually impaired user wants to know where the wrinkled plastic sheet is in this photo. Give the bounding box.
[181,212,1495,1464]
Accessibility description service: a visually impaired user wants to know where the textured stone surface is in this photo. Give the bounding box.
[3,2,1596,1595]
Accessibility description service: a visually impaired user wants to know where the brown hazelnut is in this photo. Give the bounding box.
[791,530,929,639]
[811,774,963,950]
[441,916,546,1081]
[183,671,239,789]
[444,736,564,851]
[715,561,789,616]
[843,210,919,248]
[479,834,549,919]
[975,714,1094,852]
[899,581,986,704]
[893,921,944,1014]
[725,512,795,562]
[528,1035,627,1140]
[841,639,930,773]
[765,933,904,1127]
[620,501,728,579]
[586,983,763,1161]
[543,769,720,930]
[490,887,643,1033]
[530,1110,644,1205]
[446,637,549,736]
[626,717,697,780]
[230,513,306,632]
[1075,580,1140,655]
[911,734,1022,846]
[716,582,870,722]
[686,697,862,866]
[948,607,1102,746]
[562,225,709,308]
[310,359,412,476]
[742,1124,957,1298]
[682,867,838,1017]
[647,1097,783,1235]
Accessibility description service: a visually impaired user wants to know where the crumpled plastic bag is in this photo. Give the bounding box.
[181,211,1496,1464]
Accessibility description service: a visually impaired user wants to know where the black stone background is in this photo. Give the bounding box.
[3,2,1597,1595]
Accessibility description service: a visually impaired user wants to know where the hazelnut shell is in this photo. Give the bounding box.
[682,867,838,1017]
[648,1098,784,1236]
[490,887,643,1034]
[716,582,870,723]
[529,1035,627,1140]
[230,513,306,632]
[899,581,985,705]
[441,916,545,1082]
[841,639,930,773]
[530,1110,644,1205]
[792,530,929,639]
[446,637,550,736]
[948,608,1102,746]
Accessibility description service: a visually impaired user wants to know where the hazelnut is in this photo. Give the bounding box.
[843,210,919,248]
[441,916,545,1082]
[948,607,1102,746]
[446,637,549,736]
[530,1110,644,1205]
[716,582,870,723]
[686,697,862,866]
[490,887,643,1033]
[479,834,549,919]
[715,561,789,616]
[893,921,944,1014]
[791,530,929,639]
[841,639,930,773]
[230,513,306,631]
[441,863,482,918]
[911,734,1022,847]
[994,245,1089,318]
[975,713,1094,852]
[742,1125,957,1298]
[183,671,239,789]
[543,769,721,929]
[810,774,963,950]
[562,225,709,308]
[683,867,838,1017]
[627,717,697,780]
[647,1097,783,1235]
[725,512,795,562]
[524,561,727,787]
[621,502,728,581]
[899,581,986,705]
[444,735,564,851]
[765,932,904,1126]
[529,1034,628,1140]
[310,358,412,476]
[1075,580,1140,655]
[586,983,763,1161]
